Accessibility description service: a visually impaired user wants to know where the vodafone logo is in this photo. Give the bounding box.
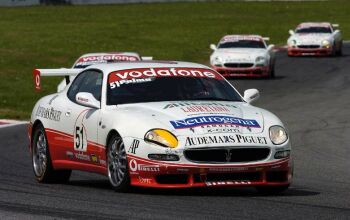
[109,67,221,89]
[78,54,140,63]
[221,36,262,43]
[129,159,138,172]
[33,69,41,91]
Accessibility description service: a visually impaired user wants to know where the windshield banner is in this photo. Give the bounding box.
[108,67,222,89]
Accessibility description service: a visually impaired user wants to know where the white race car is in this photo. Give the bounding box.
[287,22,342,56]
[210,35,276,78]
[57,52,152,92]
[29,61,293,193]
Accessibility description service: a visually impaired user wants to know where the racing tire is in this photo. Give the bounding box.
[268,64,275,79]
[336,41,343,56]
[32,124,71,183]
[255,184,290,195]
[107,134,130,192]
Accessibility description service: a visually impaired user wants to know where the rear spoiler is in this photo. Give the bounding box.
[33,68,81,91]
[262,37,270,41]
[141,56,153,61]
[332,24,339,28]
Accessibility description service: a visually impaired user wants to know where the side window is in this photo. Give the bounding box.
[67,70,103,103]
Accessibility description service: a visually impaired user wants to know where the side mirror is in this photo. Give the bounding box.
[267,44,275,51]
[210,44,217,51]
[332,29,340,35]
[244,89,260,104]
[289,30,295,35]
[76,92,100,109]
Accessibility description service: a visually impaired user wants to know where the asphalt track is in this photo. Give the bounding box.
[1,45,350,219]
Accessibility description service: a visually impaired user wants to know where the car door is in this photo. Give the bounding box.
[59,69,104,166]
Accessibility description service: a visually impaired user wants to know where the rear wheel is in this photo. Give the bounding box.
[32,124,71,183]
[255,184,290,195]
[107,134,130,192]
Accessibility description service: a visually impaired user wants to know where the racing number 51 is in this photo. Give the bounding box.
[74,126,87,151]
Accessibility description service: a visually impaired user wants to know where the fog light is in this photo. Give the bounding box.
[274,150,290,159]
[148,154,180,161]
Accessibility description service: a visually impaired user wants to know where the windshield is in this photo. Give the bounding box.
[107,68,242,105]
[218,40,265,49]
[296,27,332,34]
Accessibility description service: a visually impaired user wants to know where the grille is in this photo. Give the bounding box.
[297,45,320,49]
[184,147,270,163]
[224,63,254,68]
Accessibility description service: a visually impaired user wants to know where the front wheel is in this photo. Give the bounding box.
[255,184,290,195]
[107,134,130,192]
[32,124,71,183]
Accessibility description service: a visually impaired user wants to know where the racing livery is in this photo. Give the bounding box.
[29,61,292,193]
[287,22,342,56]
[57,52,152,92]
[210,35,276,78]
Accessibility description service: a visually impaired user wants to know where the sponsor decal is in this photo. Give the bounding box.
[209,167,249,172]
[221,35,262,43]
[176,168,190,172]
[206,181,251,186]
[201,124,240,133]
[181,105,230,113]
[129,159,160,172]
[185,134,267,146]
[66,151,74,159]
[74,153,90,161]
[138,176,152,184]
[35,106,62,121]
[128,139,140,154]
[163,102,237,109]
[170,115,260,129]
[100,159,107,166]
[75,54,140,67]
[109,68,221,89]
[91,154,98,163]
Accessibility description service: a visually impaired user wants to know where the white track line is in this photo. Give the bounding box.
[0,119,28,129]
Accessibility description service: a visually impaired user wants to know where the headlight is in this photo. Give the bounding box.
[321,40,331,48]
[255,56,266,66]
[288,39,297,47]
[212,56,223,67]
[269,125,288,145]
[144,129,178,148]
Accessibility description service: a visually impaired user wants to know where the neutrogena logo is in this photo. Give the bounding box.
[170,115,260,129]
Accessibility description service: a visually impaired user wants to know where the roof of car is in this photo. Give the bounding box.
[86,61,212,74]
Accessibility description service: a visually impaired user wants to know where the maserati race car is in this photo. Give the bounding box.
[57,52,152,92]
[29,61,292,193]
[210,35,276,78]
[287,22,342,56]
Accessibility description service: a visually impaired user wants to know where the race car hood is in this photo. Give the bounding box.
[117,101,265,135]
[290,33,333,45]
[211,48,267,63]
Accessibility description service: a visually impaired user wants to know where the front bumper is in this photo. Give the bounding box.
[213,66,269,78]
[288,47,332,56]
[128,155,293,188]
